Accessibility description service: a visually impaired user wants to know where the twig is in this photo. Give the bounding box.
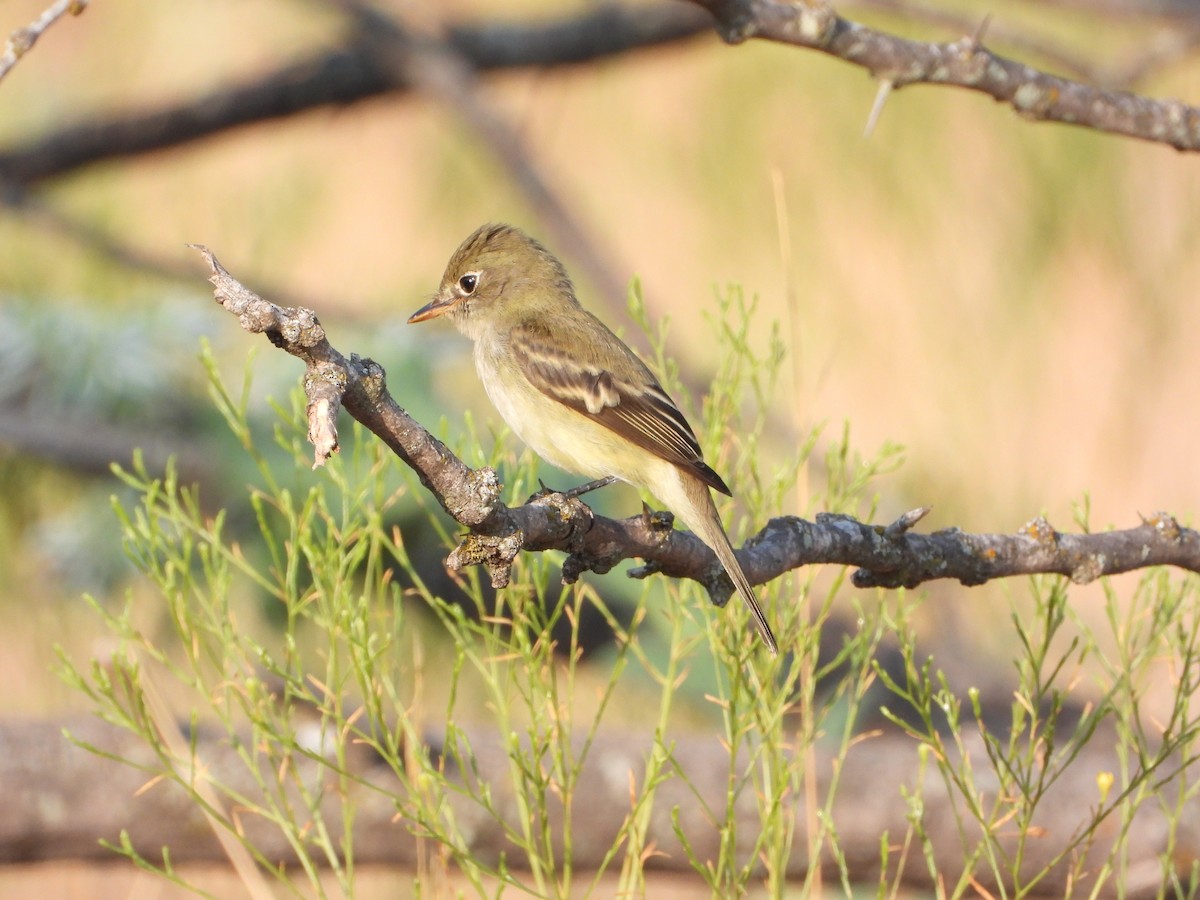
[0,0,87,85]
[136,655,275,900]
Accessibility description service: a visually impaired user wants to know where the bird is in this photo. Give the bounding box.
[407,223,778,654]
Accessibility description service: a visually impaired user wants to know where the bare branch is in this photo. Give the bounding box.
[0,4,709,186]
[195,248,1200,609]
[853,0,1200,90]
[819,511,1200,589]
[0,0,87,85]
[851,0,1100,83]
[686,0,1200,151]
[5,0,1200,192]
[0,405,217,484]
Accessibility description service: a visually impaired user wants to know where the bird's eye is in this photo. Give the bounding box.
[459,273,479,295]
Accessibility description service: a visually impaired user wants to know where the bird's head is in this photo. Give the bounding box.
[408,223,577,337]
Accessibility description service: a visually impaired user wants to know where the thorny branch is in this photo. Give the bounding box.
[4,1,1200,329]
[685,0,1200,150]
[851,0,1200,88]
[6,0,1200,193]
[195,246,1200,611]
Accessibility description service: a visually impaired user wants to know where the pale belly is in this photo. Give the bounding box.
[476,342,649,485]
[485,369,623,479]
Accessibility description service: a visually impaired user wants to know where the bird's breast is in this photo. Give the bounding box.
[474,338,639,483]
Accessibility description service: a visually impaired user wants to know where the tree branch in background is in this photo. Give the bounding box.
[686,0,1200,150]
[6,0,1200,190]
[0,186,331,313]
[0,2,707,322]
[195,246,1200,607]
[0,4,710,186]
[851,0,1099,83]
[852,0,1200,88]
[0,407,217,484]
[0,0,88,85]
[330,0,632,316]
[3,0,1200,317]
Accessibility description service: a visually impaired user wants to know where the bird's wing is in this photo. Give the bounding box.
[510,321,732,495]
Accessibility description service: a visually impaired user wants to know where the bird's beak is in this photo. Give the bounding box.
[407,291,460,324]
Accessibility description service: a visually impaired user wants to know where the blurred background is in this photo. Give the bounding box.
[2,0,1200,893]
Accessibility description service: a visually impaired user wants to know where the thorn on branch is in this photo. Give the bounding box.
[864,79,893,138]
[678,0,1200,151]
[883,506,931,539]
[972,13,992,48]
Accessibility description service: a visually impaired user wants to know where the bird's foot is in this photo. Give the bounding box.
[562,475,618,499]
[526,475,617,504]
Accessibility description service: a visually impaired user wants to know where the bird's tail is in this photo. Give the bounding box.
[674,472,780,655]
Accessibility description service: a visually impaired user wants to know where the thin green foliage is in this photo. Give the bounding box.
[58,296,1200,899]
[872,567,1200,898]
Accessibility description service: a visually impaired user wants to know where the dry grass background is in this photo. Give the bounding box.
[2,0,1200,894]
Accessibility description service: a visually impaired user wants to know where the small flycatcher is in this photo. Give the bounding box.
[408,223,778,654]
